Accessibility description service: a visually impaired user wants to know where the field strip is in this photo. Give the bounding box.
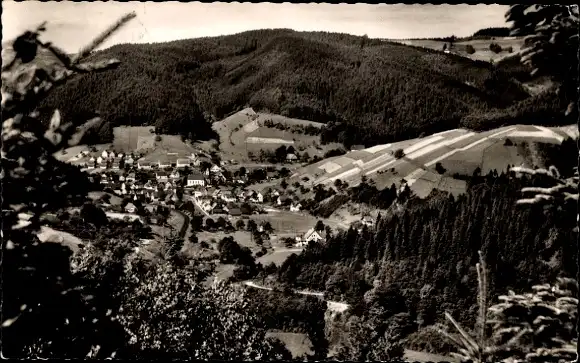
[432,128,462,137]
[365,158,399,176]
[506,126,565,143]
[319,167,361,185]
[425,127,517,167]
[361,152,394,171]
[245,137,295,144]
[405,132,476,160]
[319,161,342,174]
[364,143,392,154]
[403,135,445,155]
[403,127,518,183]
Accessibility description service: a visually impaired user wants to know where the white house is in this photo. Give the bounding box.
[286,153,298,162]
[125,202,137,213]
[187,172,205,187]
[138,161,152,170]
[119,175,126,182]
[176,159,190,168]
[303,228,325,243]
[158,159,171,168]
[220,191,236,203]
[96,156,103,164]
[193,191,203,198]
[210,165,222,173]
[125,157,134,165]
[249,191,263,203]
[170,170,181,179]
[101,150,108,159]
[290,203,302,212]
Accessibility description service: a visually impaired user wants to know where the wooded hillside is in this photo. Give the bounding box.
[38,29,567,147]
[277,168,578,330]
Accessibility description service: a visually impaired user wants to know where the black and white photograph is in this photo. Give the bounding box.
[2,2,578,362]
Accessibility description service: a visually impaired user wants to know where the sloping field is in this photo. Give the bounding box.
[203,108,342,163]
[245,137,295,144]
[292,124,577,197]
[113,126,155,151]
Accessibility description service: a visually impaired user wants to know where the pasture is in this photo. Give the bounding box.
[203,108,342,163]
[289,124,578,198]
[394,36,525,63]
[112,126,155,151]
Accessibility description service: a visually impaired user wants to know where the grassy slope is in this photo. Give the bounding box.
[38,29,551,148]
[290,124,577,197]
[203,108,342,162]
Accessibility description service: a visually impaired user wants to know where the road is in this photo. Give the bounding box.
[190,196,211,218]
[242,281,349,313]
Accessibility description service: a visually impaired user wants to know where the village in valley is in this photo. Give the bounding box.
[56,125,357,277]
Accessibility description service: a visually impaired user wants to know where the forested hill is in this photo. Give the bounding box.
[39,29,565,146]
[276,170,578,329]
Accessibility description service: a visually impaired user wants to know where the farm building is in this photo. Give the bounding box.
[286,153,298,162]
[303,228,326,243]
[176,158,190,168]
[187,172,205,187]
[138,161,152,170]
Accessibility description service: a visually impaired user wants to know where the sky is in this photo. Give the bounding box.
[2,1,510,52]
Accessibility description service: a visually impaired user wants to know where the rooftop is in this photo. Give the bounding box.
[188,172,205,180]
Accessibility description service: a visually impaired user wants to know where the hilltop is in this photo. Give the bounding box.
[37,29,567,148]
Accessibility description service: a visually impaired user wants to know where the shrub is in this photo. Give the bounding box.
[435,251,578,363]
[489,42,503,53]
[503,138,513,146]
[394,149,405,159]
[154,135,162,142]
[465,44,476,54]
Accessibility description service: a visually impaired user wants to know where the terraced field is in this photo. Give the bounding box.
[291,124,577,197]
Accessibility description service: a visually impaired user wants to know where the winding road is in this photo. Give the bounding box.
[242,281,349,313]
